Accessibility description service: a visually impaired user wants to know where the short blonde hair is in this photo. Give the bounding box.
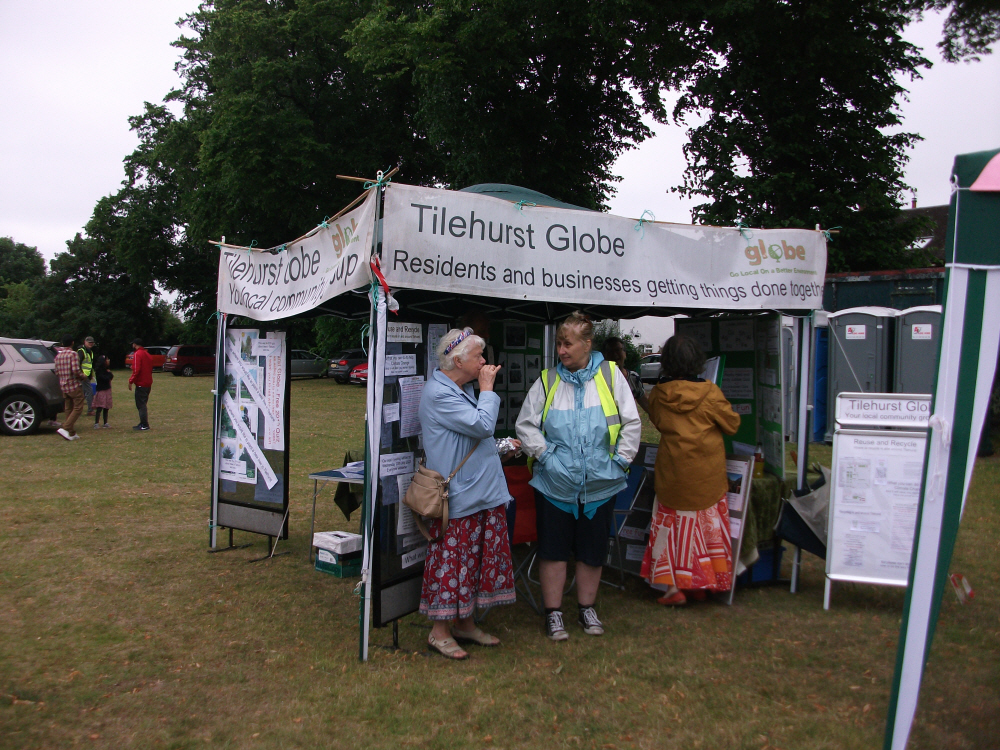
[436,328,486,370]
[556,311,594,343]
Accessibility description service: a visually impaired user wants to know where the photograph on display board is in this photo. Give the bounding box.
[525,354,541,383]
[495,352,507,389]
[496,393,508,431]
[507,353,525,391]
[508,392,525,418]
[504,322,527,349]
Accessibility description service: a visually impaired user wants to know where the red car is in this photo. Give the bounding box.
[125,346,170,371]
[349,363,368,385]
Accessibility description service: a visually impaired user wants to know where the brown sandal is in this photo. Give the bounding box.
[452,626,501,647]
[428,634,469,660]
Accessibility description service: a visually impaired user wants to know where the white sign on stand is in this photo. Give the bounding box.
[835,392,931,430]
[824,391,930,610]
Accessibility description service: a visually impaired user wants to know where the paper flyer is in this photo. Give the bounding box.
[222,392,277,489]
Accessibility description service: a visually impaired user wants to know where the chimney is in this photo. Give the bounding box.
[911,190,917,209]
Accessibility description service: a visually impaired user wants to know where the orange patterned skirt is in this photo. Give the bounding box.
[640,495,733,592]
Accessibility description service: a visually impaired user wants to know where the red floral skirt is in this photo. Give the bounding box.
[419,505,516,621]
[640,495,733,592]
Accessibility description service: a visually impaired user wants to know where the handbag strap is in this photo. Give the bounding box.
[415,443,477,543]
[443,443,479,485]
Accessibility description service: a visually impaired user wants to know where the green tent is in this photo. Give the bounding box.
[885,147,1000,749]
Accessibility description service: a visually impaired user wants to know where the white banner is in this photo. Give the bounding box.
[381,184,827,310]
[216,190,377,320]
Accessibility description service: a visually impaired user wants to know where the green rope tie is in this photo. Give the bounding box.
[364,171,391,190]
[634,210,655,238]
[822,226,842,242]
[207,310,222,326]
[735,220,754,246]
[514,200,537,212]
[361,323,372,357]
[319,216,331,229]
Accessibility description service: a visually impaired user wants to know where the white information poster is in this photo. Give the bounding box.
[263,331,286,450]
[827,429,927,586]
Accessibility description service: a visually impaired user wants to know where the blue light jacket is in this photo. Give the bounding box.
[418,369,511,519]
[515,353,641,517]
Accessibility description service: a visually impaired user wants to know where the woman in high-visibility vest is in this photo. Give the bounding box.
[516,312,641,642]
[640,335,740,605]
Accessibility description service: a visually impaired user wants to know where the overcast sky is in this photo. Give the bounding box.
[2,2,998,263]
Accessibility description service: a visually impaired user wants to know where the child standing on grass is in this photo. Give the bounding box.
[92,355,114,428]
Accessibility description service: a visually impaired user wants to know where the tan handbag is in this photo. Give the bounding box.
[403,444,478,542]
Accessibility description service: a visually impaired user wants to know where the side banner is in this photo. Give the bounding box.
[217,190,377,320]
[381,184,827,310]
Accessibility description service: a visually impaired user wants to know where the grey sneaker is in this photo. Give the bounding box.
[545,610,569,641]
[578,606,604,636]
[57,428,72,441]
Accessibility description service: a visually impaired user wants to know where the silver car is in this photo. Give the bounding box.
[0,338,64,435]
[638,354,661,383]
[290,350,329,378]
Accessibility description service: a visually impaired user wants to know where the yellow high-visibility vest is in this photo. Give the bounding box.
[540,360,621,447]
[78,347,94,377]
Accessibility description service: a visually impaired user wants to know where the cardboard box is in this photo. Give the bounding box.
[315,548,362,577]
[312,530,362,555]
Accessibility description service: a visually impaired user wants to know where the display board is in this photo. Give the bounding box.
[214,326,291,538]
[605,443,659,576]
[826,429,927,589]
[674,316,763,457]
[725,453,754,605]
[372,319,431,627]
[755,314,786,477]
[488,320,547,436]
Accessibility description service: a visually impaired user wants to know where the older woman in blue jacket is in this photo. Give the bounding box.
[418,327,518,660]
[516,312,641,641]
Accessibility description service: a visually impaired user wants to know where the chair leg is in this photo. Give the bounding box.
[514,545,541,615]
[790,546,802,594]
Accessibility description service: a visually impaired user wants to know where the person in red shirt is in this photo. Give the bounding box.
[128,338,153,431]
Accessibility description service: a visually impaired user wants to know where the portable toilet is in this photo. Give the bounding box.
[825,307,898,440]
[894,305,942,395]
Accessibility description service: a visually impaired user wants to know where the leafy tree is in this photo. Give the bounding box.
[347,0,696,209]
[314,316,365,358]
[94,0,434,320]
[914,0,1000,61]
[31,234,176,366]
[0,237,46,302]
[0,282,41,338]
[670,0,932,272]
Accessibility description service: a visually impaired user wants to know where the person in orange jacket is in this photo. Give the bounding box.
[641,335,741,606]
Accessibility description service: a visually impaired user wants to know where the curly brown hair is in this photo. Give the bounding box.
[659,335,706,380]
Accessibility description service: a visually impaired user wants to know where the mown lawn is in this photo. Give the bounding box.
[1,373,996,749]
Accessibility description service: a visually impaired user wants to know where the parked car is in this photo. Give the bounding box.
[638,354,661,383]
[0,337,64,435]
[329,348,367,383]
[290,349,329,378]
[125,345,170,371]
[163,345,216,376]
[349,362,368,385]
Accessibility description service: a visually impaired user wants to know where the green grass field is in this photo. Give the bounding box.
[1,373,997,749]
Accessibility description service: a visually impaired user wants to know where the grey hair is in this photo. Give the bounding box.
[437,327,486,370]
